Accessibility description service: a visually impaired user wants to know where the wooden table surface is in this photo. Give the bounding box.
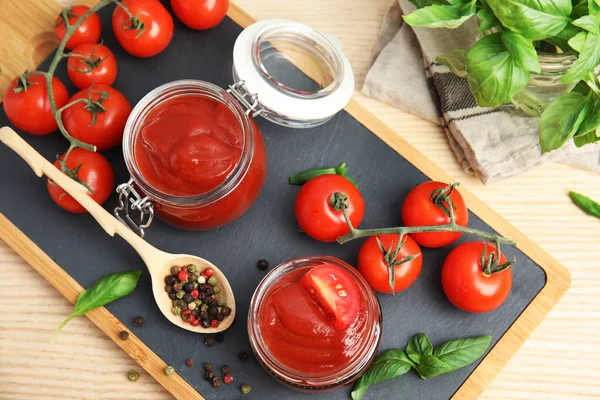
[1,0,599,399]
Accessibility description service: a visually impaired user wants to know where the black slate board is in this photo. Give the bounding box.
[0,3,546,399]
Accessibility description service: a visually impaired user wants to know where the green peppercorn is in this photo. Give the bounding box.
[176,290,185,299]
[221,365,230,375]
[133,317,144,327]
[188,264,198,274]
[207,276,218,287]
[172,306,182,316]
[119,330,129,340]
[173,282,183,292]
[213,286,220,294]
[204,335,216,346]
[217,297,226,307]
[211,377,222,388]
[195,299,202,306]
[240,383,251,395]
[188,302,197,311]
[203,363,213,371]
[193,282,199,289]
[128,370,140,382]
[204,370,215,381]
[165,285,173,293]
[164,366,175,376]
[200,304,209,311]
[171,266,181,275]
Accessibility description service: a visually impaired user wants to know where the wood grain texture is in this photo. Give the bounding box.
[0,1,598,400]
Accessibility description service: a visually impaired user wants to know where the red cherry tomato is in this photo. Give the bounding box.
[442,242,512,313]
[401,181,469,248]
[67,43,117,89]
[54,6,102,50]
[63,84,132,151]
[3,72,69,135]
[299,264,360,330]
[47,148,115,213]
[112,0,174,58]
[170,0,229,30]
[358,234,422,294]
[294,175,364,242]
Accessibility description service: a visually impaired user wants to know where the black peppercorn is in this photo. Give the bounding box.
[177,299,187,309]
[211,377,222,388]
[133,317,144,327]
[199,292,207,301]
[203,319,212,328]
[257,259,269,270]
[204,370,215,381]
[183,293,194,304]
[185,359,194,367]
[238,351,248,362]
[168,292,177,300]
[215,333,224,342]
[199,284,208,292]
[173,282,183,292]
[204,335,216,346]
[119,330,129,340]
[205,297,214,305]
[205,287,214,296]
[208,308,218,318]
[216,313,224,322]
[171,266,181,275]
[198,309,208,319]
[183,282,194,293]
[191,310,199,318]
[221,365,230,375]
[203,362,213,371]
[188,273,198,283]
[221,306,231,316]
[165,275,177,285]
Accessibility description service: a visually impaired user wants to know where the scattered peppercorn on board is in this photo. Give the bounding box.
[0,1,570,400]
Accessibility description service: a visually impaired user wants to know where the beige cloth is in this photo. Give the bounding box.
[363,0,600,184]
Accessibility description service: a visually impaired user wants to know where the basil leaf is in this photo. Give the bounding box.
[539,91,591,153]
[572,0,590,18]
[590,0,600,17]
[501,31,541,73]
[573,15,600,34]
[560,32,600,83]
[569,31,588,52]
[466,33,530,107]
[432,335,492,369]
[406,333,433,364]
[436,49,468,77]
[486,0,571,40]
[409,0,449,7]
[569,191,600,218]
[576,93,600,134]
[403,1,476,29]
[573,129,600,147]
[415,354,454,379]
[477,0,500,31]
[351,350,414,400]
[52,270,142,342]
[549,24,582,52]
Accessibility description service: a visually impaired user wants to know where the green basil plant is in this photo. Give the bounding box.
[404,0,600,153]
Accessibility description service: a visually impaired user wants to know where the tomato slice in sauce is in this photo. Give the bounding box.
[299,264,360,330]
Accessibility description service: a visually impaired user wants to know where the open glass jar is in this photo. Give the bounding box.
[248,256,382,391]
[116,20,354,234]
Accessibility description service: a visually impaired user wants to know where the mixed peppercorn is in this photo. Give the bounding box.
[165,264,231,328]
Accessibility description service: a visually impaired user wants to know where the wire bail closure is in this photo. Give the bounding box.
[227,80,263,117]
[114,179,154,237]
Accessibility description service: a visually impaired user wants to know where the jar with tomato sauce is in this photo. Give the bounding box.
[248,256,382,391]
[117,20,354,233]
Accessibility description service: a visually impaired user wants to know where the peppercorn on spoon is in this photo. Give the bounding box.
[0,127,235,334]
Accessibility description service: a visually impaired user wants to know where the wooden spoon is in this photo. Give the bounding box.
[0,127,235,333]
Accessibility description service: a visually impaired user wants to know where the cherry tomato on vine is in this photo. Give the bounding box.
[170,0,229,30]
[67,43,117,89]
[54,6,102,50]
[441,241,513,313]
[3,72,69,135]
[294,174,364,242]
[401,181,468,248]
[112,0,174,58]
[358,234,422,294]
[47,148,114,213]
[63,85,132,151]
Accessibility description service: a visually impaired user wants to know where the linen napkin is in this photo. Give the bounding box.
[363,0,600,184]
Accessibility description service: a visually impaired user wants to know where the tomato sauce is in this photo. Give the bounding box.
[133,94,267,230]
[258,267,369,374]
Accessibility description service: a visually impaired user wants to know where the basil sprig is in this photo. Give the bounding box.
[351,333,492,400]
[569,191,600,218]
[288,162,358,188]
[52,270,142,343]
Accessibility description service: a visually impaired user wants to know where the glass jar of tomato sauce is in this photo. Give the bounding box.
[248,256,382,391]
[116,20,354,234]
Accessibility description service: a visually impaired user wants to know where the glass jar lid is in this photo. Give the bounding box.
[231,19,354,128]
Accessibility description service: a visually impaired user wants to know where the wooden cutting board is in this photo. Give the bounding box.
[0,1,571,400]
